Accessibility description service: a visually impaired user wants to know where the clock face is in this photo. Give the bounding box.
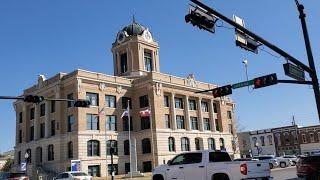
[143,29,153,42]
[117,31,127,44]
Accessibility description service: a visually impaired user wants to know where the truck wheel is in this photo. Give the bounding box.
[280,162,286,168]
[153,174,164,180]
[212,173,230,180]
[269,163,274,169]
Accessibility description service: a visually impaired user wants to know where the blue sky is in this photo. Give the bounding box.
[0,0,319,152]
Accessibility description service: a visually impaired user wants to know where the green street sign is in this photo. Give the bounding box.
[232,80,254,89]
[283,63,305,81]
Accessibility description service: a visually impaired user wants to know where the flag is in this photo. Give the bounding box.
[121,109,129,118]
[98,107,105,117]
[140,109,151,117]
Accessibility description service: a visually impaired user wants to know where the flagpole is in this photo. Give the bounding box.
[149,99,156,169]
[127,100,132,179]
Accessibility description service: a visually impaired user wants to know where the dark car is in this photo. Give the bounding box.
[296,154,320,179]
[7,172,29,180]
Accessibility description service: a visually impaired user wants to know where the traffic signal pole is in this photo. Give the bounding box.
[189,0,320,121]
[295,0,320,122]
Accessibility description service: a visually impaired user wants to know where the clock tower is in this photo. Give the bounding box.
[111,20,160,78]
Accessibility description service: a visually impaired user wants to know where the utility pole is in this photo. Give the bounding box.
[295,0,320,121]
[292,115,301,155]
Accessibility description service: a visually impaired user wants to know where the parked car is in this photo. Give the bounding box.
[0,172,11,180]
[153,150,272,180]
[280,155,298,165]
[233,158,258,161]
[253,155,279,169]
[296,154,320,179]
[54,172,92,180]
[7,172,29,180]
[275,157,291,168]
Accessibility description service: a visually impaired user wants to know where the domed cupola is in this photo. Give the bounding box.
[111,17,160,78]
[115,17,154,44]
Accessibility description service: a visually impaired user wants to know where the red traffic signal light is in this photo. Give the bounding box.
[24,95,45,103]
[212,85,232,98]
[254,73,278,89]
[74,100,91,108]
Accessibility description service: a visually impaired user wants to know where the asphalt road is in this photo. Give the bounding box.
[271,166,300,180]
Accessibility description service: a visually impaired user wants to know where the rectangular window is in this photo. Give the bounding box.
[201,101,209,112]
[302,134,307,143]
[165,114,171,128]
[18,151,21,165]
[164,95,170,107]
[139,95,149,108]
[30,126,34,141]
[106,115,117,131]
[86,114,99,130]
[174,97,183,109]
[122,97,132,109]
[141,117,150,130]
[215,119,220,131]
[191,117,198,130]
[189,99,196,110]
[67,115,75,132]
[86,92,99,106]
[88,165,101,177]
[176,115,185,129]
[51,120,56,136]
[227,111,232,119]
[19,112,23,123]
[203,118,211,130]
[125,163,130,174]
[40,123,45,138]
[310,133,315,142]
[67,93,73,108]
[108,164,118,175]
[51,100,55,113]
[30,107,35,120]
[228,124,233,134]
[120,53,128,73]
[213,103,218,113]
[105,95,116,108]
[144,51,152,71]
[123,116,133,131]
[18,130,22,143]
[40,103,46,117]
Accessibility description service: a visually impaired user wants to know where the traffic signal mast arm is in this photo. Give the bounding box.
[190,0,312,74]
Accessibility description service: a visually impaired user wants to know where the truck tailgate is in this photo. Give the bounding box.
[246,161,270,178]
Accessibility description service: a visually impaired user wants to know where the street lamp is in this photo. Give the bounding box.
[255,142,260,156]
[24,152,29,163]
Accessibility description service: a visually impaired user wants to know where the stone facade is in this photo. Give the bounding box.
[13,21,238,177]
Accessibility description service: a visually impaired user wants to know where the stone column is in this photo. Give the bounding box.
[170,93,177,130]
[197,97,204,131]
[209,99,216,132]
[184,95,191,130]
[23,103,28,142]
[44,101,50,138]
[34,104,39,140]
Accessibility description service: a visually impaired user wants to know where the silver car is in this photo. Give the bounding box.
[253,155,279,169]
[281,155,298,165]
[54,171,92,180]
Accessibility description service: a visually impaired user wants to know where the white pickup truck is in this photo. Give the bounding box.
[152,150,272,180]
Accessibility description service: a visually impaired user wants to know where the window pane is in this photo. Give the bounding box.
[105,95,116,108]
[86,93,99,106]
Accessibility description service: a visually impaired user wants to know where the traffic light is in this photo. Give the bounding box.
[185,6,216,33]
[212,85,232,98]
[254,73,278,89]
[24,95,44,103]
[74,100,91,108]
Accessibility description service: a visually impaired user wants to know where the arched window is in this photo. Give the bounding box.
[142,138,151,154]
[219,138,225,150]
[208,138,215,150]
[48,144,54,161]
[168,137,175,152]
[252,137,258,147]
[87,140,100,156]
[124,140,130,155]
[267,135,273,145]
[68,141,73,158]
[195,138,201,150]
[181,137,190,151]
[35,147,42,164]
[106,140,118,155]
[260,136,265,146]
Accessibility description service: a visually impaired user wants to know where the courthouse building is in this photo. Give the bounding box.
[13,20,238,177]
